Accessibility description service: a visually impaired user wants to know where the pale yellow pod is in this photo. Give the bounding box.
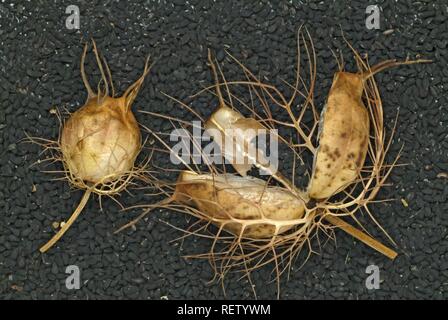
[174,171,305,238]
[39,40,151,253]
[61,96,141,184]
[205,105,266,177]
[308,72,369,199]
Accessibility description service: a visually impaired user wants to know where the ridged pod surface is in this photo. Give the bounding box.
[61,96,141,184]
[39,41,150,253]
[174,171,305,238]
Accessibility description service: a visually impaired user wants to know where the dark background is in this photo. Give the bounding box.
[0,0,446,299]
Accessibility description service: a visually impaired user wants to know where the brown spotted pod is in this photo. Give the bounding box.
[174,171,305,238]
[308,72,369,199]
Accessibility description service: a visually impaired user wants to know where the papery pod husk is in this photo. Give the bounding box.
[60,41,149,187]
[308,72,369,199]
[39,41,150,254]
[61,95,141,184]
[174,171,305,238]
[204,104,267,177]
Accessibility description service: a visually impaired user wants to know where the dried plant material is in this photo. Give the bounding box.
[117,169,318,299]
[174,171,305,238]
[205,101,396,260]
[324,215,397,259]
[401,198,409,207]
[204,50,307,201]
[307,72,369,199]
[437,172,448,179]
[122,27,430,296]
[60,95,141,184]
[205,105,264,176]
[220,30,428,262]
[199,43,404,261]
[30,40,151,253]
[204,50,271,177]
[308,58,430,199]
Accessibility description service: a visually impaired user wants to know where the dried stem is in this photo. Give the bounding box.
[324,215,397,259]
[39,189,92,253]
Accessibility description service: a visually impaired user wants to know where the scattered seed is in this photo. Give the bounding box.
[401,198,409,207]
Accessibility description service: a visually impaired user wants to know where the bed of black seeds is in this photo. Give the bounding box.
[0,0,447,300]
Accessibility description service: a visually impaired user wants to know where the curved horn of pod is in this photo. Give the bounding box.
[173,171,306,239]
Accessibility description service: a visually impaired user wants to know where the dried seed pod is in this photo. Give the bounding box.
[308,72,369,199]
[203,50,307,201]
[205,104,264,177]
[61,96,141,184]
[308,59,430,199]
[174,170,305,238]
[38,40,151,253]
[203,48,268,178]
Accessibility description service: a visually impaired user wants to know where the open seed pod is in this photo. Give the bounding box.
[173,170,305,238]
[198,53,399,260]
[205,104,265,177]
[203,50,307,200]
[38,40,151,253]
[202,48,277,179]
[307,72,370,199]
[308,58,430,200]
